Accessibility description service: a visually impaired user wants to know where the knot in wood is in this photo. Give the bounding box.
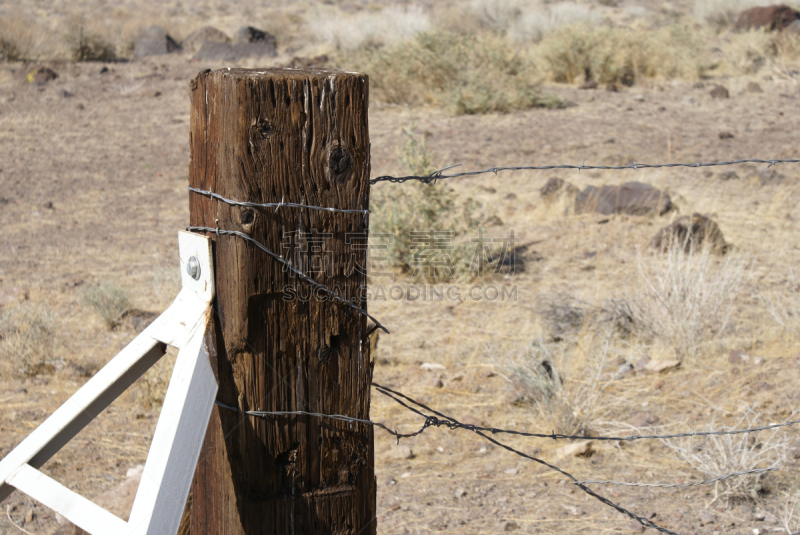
[328,147,352,176]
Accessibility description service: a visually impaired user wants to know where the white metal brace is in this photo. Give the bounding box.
[0,231,217,535]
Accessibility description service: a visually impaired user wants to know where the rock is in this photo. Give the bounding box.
[503,521,520,531]
[606,83,620,92]
[643,360,680,374]
[575,182,672,216]
[719,131,734,139]
[699,511,715,525]
[633,94,645,102]
[579,80,598,90]
[629,411,659,427]
[282,55,330,69]
[27,66,58,85]
[420,362,446,371]
[193,41,277,61]
[454,487,467,499]
[710,85,729,99]
[729,350,751,365]
[540,177,579,201]
[719,171,740,180]
[133,26,181,58]
[627,521,645,532]
[388,445,414,460]
[58,89,72,98]
[735,5,800,31]
[650,213,729,254]
[554,440,593,461]
[235,26,275,46]
[633,355,651,371]
[429,375,444,388]
[615,362,634,379]
[747,81,763,92]
[181,26,230,53]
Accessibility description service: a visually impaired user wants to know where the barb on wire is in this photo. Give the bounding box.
[577,467,779,488]
[213,382,792,535]
[370,158,800,185]
[188,187,370,214]
[187,226,389,334]
[370,383,677,535]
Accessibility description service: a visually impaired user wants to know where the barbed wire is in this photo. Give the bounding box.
[370,158,800,185]
[215,383,798,535]
[188,187,370,215]
[187,226,389,334]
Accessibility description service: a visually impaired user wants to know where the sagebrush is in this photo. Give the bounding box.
[81,280,131,329]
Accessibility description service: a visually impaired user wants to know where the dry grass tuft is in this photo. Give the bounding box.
[306,5,431,51]
[139,346,177,408]
[0,302,57,377]
[0,13,51,61]
[467,0,598,43]
[345,31,563,114]
[756,269,800,335]
[628,245,750,360]
[494,333,615,436]
[65,25,116,62]
[81,280,131,329]
[662,407,792,505]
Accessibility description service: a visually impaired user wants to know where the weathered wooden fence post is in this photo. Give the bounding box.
[186,68,375,534]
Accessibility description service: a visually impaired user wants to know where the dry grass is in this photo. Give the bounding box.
[80,280,132,329]
[494,331,616,436]
[64,24,116,61]
[139,346,177,408]
[628,245,750,360]
[0,12,52,61]
[0,302,57,377]
[661,407,791,505]
[467,0,599,43]
[306,4,431,51]
[539,23,708,84]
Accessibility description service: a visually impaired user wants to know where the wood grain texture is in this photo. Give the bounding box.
[187,68,375,534]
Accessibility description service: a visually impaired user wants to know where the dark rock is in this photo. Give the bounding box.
[579,80,598,90]
[99,66,109,74]
[181,26,230,53]
[503,521,520,531]
[193,41,277,61]
[735,5,800,31]
[28,67,58,85]
[133,26,181,58]
[710,85,729,99]
[650,213,728,254]
[235,26,276,47]
[575,182,672,216]
[718,131,734,139]
[719,171,740,180]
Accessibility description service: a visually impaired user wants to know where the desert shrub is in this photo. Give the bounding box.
[306,5,431,51]
[346,30,563,114]
[628,244,749,360]
[81,280,131,329]
[662,408,790,505]
[539,23,707,84]
[0,302,57,376]
[495,334,614,436]
[369,125,501,281]
[66,26,116,61]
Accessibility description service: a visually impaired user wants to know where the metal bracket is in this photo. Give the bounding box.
[0,231,217,535]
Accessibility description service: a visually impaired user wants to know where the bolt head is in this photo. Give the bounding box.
[187,257,201,280]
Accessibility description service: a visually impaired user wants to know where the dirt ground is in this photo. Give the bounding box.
[2,4,800,534]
